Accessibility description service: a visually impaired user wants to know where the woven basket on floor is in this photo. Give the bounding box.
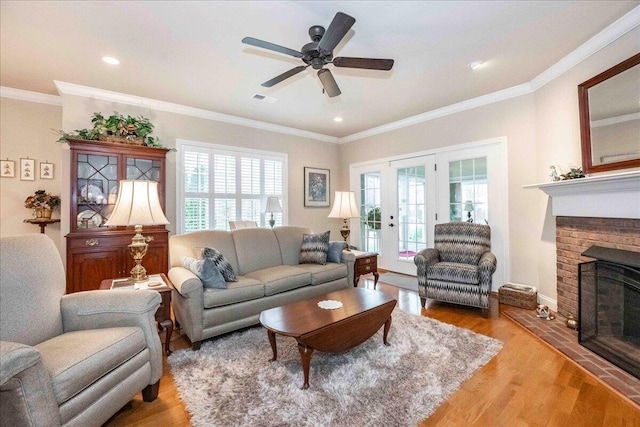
[498,284,537,310]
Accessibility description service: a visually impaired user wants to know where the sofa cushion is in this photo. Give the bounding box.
[202,276,264,309]
[427,262,479,285]
[299,231,330,265]
[245,265,311,296]
[182,256,227,289]
[35,327,145,405]
[169,230,239,272]
[199,247,237,282]
[273,226,313,265]
[233,228,283,275]
[296,262,348,285]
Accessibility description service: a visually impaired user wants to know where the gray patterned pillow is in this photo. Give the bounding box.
[200,247,238,282]
[299,231,330,265]
[182,256,227,289]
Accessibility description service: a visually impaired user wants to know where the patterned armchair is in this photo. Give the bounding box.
[414,222,497,317]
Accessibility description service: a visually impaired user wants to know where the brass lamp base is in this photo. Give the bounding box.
[128,224,152,282]
[340,224,351,252]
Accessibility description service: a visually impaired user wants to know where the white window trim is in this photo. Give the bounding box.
[176,139,288,233]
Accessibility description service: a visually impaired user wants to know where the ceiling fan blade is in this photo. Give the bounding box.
[317,69,341,98]
[261,66,308,87]
[242,37,302,58]
[317,12,355,54]
[333,57,394,71]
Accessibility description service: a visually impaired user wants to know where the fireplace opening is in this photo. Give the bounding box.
[579,246,640,379]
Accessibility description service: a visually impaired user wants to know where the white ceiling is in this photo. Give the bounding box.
[1,1,638,139]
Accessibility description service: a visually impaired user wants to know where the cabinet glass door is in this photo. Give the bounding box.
[76,154,118,230]
[126,157,162,181]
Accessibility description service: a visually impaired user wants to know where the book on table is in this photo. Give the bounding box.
[110,274,167,290]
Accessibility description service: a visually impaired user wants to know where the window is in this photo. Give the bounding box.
[177,140,287,233]
[359,171,381,252]
[448,157,487,223]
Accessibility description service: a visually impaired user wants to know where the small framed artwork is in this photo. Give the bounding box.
[20,158,35,181]
[1,160,15,178]
[40,162,54,179]
[304,167,330,207]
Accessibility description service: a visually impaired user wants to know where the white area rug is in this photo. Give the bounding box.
[378,272,419,292]
[168,309,502,426]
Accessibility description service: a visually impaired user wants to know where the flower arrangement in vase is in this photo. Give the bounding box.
[25,190,61,219]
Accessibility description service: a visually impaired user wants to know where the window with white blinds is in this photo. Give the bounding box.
[177,140,287,233]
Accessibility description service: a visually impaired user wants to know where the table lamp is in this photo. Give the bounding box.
[464,200,474,222]
[104,180,169,282]
[328,191,360,251]
[265,196,283,228]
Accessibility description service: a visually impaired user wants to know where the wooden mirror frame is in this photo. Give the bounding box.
[578,53,640,174]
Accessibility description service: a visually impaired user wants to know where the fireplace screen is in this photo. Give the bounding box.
[579,259,640,379]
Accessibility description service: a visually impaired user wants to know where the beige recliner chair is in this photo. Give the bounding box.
[0,234,163,427]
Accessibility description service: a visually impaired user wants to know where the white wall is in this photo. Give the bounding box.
[0,97,64,254]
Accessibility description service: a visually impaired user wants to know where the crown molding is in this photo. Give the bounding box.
[0,86,62,106]
[529,6,640,91]
[53,81,338,144]
[338,83,533,144]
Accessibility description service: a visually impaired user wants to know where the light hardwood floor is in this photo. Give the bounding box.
[105,278,640,426]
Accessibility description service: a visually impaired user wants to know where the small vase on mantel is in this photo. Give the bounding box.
[33,207,52,219]
[566,314,579,330]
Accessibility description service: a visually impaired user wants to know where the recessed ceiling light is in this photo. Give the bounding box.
[102,56,120,65]
[468,60,484,70]
[334,117,343,122]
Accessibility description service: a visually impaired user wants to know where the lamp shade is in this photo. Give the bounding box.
[105,180,169,226]
[464,200,474,211]
[265,196,283,213]
[328,191,360,219]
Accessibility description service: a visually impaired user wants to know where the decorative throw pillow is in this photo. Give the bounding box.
[299,231,330,265]
[199,246,238,282]
[327,240,346,263]
[182,256,227,289]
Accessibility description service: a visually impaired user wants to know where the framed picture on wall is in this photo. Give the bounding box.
[304,167,330,207]
[20,158,35,181]
[1,160,15,178]
[40,162,54,179]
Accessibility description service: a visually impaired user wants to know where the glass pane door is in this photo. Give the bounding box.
[76,153,118,229]
[397,166,426,261]
[359,171,381,252]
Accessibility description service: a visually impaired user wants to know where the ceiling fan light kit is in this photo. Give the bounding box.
[242,12,394,98]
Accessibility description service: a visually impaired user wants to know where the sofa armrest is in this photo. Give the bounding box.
[478,251,497,291]
[168,266,204,297]
[414,248,440,269]
[60,290,163,384]
[340,250,356,285]
[168,266,205,345]
[0,341,60,426]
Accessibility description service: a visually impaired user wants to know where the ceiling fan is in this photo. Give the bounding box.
[242,12,394,98]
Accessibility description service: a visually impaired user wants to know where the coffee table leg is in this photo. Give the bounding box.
[297,343,314,390]
[267,329,277,361]
[383,315,392,346]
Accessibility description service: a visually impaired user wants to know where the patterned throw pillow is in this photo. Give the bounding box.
[200,247,238,282]
[299,231,330,265]
[182,256,227,289]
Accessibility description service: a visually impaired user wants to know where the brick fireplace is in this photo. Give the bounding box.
[555,216,640,317]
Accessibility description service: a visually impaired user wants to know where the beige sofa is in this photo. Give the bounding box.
[168,226,354,349]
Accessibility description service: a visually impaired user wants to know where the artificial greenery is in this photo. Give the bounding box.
[560,167,585,180]
[24,190,61,211]
[56,111,163,147]
[365,207,381,229]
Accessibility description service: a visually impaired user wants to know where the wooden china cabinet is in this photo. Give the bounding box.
[65,139,170,294]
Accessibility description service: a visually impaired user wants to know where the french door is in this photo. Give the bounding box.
[351,156,436,276]
[350,139,506,290]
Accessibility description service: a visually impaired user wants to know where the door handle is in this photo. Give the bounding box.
[389,223,395,227]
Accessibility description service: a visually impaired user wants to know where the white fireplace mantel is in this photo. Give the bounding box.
[524,170,640,219]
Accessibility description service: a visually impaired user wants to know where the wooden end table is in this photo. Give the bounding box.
[99,273,174,355]
[352,250,379,288]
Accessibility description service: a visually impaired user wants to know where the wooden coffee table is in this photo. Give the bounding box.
[259,287,397,389]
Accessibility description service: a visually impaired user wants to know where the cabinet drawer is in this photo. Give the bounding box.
[356,258,377,275]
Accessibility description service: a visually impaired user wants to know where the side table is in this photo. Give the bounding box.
[23,218,61,234]
[352,250,379,289]
[99,273,174,355]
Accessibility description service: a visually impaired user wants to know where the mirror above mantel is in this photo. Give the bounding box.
[578,53,640,174]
